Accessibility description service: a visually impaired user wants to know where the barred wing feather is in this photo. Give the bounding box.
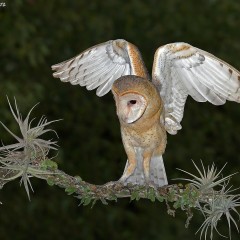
[52,39,148,97]
[152,42,240,135]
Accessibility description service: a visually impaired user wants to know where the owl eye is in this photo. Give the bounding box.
[128,100,137,105]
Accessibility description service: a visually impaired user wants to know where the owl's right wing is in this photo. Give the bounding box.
[52,39,148,97]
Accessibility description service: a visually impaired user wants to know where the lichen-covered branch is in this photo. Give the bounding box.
[0,99,239,240]
[0,158,181,204]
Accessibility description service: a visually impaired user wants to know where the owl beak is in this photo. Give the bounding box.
[117,110,134,124]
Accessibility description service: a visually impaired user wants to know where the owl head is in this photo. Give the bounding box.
[112,75,162,124]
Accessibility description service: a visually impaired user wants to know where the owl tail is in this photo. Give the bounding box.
[120,147,168,187]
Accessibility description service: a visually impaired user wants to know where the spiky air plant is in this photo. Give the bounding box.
[177,161,240,240]
[0,98,60,199]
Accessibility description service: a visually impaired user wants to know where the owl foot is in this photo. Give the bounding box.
[118,174,143,186]
[118,175,131,186]
[144,180,159,190]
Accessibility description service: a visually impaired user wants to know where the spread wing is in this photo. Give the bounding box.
[52,39,148,97]
[152,42,240,135]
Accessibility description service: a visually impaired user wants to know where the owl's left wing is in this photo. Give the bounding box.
[152,42,240,135]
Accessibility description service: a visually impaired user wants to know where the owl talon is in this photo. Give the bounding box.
[145,180,158,190]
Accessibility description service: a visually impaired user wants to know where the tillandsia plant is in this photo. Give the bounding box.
[177,162,240,240]
[0,98,239,240]
[0,97,60,198]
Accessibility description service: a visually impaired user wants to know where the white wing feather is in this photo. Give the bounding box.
[52,39,148,97]
[152,42,240,135]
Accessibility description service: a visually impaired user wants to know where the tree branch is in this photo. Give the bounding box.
[0,161,179,203]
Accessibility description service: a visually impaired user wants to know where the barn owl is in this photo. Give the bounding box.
[52,39,240,187]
